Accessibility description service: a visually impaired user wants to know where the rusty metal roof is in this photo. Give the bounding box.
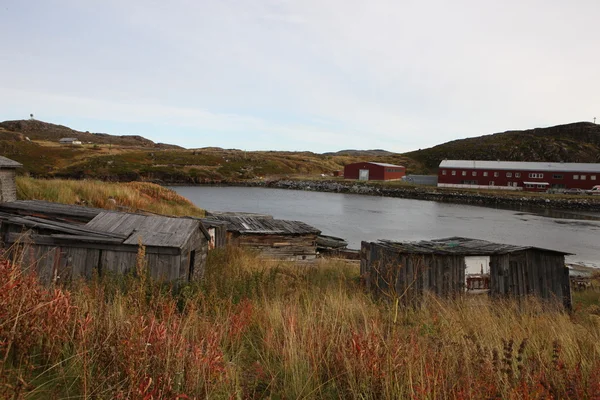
[373,237,572,256]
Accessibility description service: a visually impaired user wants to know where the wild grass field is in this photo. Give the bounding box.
[2,246,600,399]
[15,176,205,217]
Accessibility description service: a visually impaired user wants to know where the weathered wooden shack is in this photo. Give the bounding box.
[200,218,229,250]
[203,215,321,260]
[361,237,572,309]
[0,202,210,284]
[0,156,22,202]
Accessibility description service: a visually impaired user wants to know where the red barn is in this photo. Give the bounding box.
[344,162,405,181]
[437,160,600,192]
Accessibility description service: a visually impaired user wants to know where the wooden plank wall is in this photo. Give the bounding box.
[236,233,318,261]
[360,242,466,305]
[0,169,17,202]
[490,251,570,309]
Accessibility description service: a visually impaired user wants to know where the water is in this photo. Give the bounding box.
[171,186,600,267]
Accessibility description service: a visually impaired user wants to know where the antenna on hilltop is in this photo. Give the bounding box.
[594,117,597,124]
[29,113,34,120]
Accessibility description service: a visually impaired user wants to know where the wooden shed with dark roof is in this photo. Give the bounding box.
[0,202,210,284]
[0,156,22,202]
[361,237,572,309]
[204,214,321,261]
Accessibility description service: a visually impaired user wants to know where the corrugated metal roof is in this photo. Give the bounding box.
[368,162,405,168]
[374,237,572,256]
[86,212,201,248]
[439,160,600,173]
[0,156,22,168]
[204,215,321,235]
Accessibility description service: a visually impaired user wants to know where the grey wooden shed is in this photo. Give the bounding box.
[361,237,572,309]
[0,202,210,284]
[203,214,321,261]
[0,156,22,202]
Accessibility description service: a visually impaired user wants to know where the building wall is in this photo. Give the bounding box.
[438,166,600,191]
[0,169,17,202]
[344,162,405,181]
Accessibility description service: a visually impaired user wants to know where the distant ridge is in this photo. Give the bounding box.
[0,119,182,149]
[405,122,600,171]
[322,149,396,157]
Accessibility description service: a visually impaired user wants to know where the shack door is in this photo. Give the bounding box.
[359,169,370,181]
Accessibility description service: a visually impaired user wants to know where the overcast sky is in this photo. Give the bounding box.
[1,1,599,152]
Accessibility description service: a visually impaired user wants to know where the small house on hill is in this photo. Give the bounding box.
[344,162,405,181]
[59,138,82,145]
[361,237,572,309]
[0,156,22,202]
[203,214,321,260]
[0,201,210,284]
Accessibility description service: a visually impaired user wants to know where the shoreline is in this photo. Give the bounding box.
[168,179,600,213]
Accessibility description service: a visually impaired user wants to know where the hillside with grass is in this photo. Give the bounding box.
[16,177,205,217]
[0,119,424,182]
[406,122,600,171]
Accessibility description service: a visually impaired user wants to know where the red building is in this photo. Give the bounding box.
[344,162,405,181]
[437,160,600,192]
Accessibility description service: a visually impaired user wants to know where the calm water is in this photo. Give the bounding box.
[172,186,600,267]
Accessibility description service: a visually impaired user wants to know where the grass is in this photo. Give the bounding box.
[1,247,600,399]
[16,176,205,217]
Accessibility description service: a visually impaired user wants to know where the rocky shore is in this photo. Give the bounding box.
[217,179,600,212]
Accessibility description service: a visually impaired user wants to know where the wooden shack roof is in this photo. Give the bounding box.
[0,200,104,223]
[0,156,22,168]
[373,237,572,256]
[85,212,206,248]
[204,215,321,235]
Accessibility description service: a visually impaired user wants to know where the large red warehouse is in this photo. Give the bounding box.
[437,160,600,192]
[344,162,405,181]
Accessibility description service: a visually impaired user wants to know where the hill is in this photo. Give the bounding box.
[405,122,600,171]
[0,119,182,149]
[322,149,396,157]
[0,119,424,182]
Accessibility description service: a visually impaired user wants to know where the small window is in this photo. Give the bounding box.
[592,175,597,180]
[515,173,521,178]
[489,181,495,186]
[452,170,456,176]
[537,184,545,188]
[506,172,512,177]
[494,172,499,177]
[525,184,534,188]
[472,171,477,176]
[581,175,587,180]
[442,170,447,175]
[553,174,563,179]
[483,172,488,177]
[574,175,579,180]
[462,171,467,176]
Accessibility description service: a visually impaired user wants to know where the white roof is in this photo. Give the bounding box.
[439,160,600,173]
[368,162,405,168]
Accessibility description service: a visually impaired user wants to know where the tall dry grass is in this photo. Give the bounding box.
[15,176,205,217]
[1,247,600,399]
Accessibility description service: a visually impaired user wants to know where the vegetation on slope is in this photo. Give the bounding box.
[16,176,205,217]
[0,119,181,148]
[1,248,599,398]
[406,122,600,171]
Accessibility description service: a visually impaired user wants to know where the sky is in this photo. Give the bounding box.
[1,0,599,152]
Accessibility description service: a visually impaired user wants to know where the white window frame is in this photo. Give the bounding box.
[506,172,512,177]
[515,173,521,178]
[494,172,499,177]
[574,175,579,180]
[483,172,488,177]
[442,170,447,175]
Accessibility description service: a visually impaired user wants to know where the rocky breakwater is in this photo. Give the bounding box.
[264,180,600,212]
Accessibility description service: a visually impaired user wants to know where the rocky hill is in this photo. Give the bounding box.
[322,149,396,157]
[405,122,600,171]
[0,119,182,149]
